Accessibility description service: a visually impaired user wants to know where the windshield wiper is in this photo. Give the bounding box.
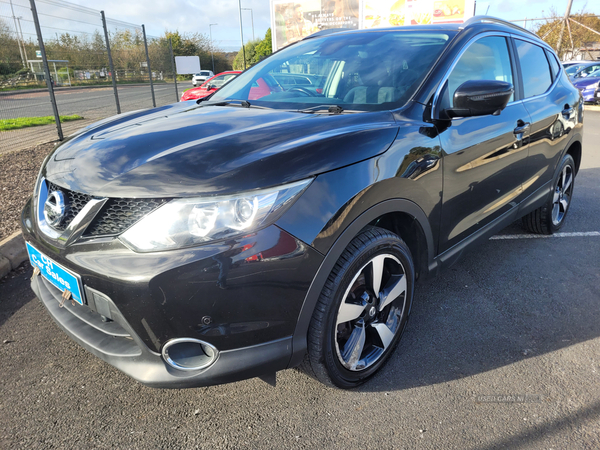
[199,99,271,110]
[212,99,252,108]
[195,92,217,104]
[297,105,350,114]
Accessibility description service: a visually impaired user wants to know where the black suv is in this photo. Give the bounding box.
[22,17,583,389]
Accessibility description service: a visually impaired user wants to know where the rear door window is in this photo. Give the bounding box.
[515,39,553,98]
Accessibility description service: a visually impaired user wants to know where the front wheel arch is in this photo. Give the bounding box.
[287,198,436,369]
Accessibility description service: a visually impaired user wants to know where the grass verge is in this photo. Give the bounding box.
[0,115,84,131]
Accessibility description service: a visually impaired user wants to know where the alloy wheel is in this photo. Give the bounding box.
[552,163,574,226]
[334,254,407,371]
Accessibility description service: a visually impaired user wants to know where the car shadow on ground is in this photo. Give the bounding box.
[360,167,600,393]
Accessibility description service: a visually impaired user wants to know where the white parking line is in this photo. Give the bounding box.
[490,231,600,240]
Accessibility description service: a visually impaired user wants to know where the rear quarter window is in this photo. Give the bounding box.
[545,49,561,80]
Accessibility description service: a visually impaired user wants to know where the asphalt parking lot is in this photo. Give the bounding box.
[0,111,599,449]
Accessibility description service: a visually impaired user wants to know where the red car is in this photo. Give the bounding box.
[180,71,241,101]
[181,72,284,102]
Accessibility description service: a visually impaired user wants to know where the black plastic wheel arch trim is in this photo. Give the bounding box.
[287,198,436,369]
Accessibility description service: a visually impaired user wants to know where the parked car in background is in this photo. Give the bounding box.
[181,71,241,101]
[566,61,600,80]
[564,63,588,78]
[571,68,600,103]
[562,60,595,68]
[183,73,283,101]
[192,70,214,86]
[22,17,583,390]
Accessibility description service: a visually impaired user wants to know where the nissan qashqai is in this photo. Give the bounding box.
[22,17,583,389]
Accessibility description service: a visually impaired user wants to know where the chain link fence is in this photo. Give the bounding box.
[0,0,180,154]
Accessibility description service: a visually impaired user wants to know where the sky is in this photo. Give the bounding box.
[6,0,597,52]
[80,0,595,51]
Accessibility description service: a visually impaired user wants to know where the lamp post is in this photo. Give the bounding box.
[209,23,217,73]
[9,0,25,67]
[238,0,246,70]
[241,8,255,41]
[16,16,29,64]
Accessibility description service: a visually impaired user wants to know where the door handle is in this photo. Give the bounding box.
[513,122,530,135]
[562,105,574,117]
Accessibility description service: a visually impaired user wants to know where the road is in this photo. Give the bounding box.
[0,83,184,155]
[0,83,183,120]
[0,112,599,449]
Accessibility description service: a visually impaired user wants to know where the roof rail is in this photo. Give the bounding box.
[461,15,539,39]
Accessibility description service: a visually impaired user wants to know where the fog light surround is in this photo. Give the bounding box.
[161,338,219,371]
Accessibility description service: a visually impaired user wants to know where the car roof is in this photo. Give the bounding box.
[306,16,545,48]
[306,24,462,38]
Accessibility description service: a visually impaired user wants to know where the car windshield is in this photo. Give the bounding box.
[210,74,238,88]
[573,64,600,78]
[565,64,586,75]
[211,30,453,111]
[588,68,600,78]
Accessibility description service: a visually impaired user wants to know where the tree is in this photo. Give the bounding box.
[535,11,600,59]
[233,28,273,70]
[0,17,24,76]
[253,28,273,63]
[152,30,233,76]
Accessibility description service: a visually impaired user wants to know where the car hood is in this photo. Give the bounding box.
[572,77,600,88]
[43,102,399,197]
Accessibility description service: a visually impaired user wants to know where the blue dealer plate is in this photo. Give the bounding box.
[26,242,85,305]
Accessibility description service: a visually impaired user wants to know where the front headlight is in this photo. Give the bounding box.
[120,178,312,252]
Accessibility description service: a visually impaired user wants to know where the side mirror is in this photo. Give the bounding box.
[205,84,212,90]
[445,80,514,118]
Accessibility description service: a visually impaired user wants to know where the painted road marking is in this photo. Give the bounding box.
[490,231,600,240]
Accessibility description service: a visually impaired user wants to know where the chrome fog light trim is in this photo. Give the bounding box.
[161,338,219,371]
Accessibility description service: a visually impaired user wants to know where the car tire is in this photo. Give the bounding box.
[522,153,575,235]
[302,226,414,388]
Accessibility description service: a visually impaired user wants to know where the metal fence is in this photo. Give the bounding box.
[0,0,181,154]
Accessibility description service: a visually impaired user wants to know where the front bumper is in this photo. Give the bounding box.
[31,273,293,388]
[22,198,323,387]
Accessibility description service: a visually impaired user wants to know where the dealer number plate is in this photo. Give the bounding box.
[26,242,85,305]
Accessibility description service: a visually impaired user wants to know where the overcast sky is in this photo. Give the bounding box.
[7,0,597,52]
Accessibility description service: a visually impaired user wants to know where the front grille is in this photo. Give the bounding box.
[84,198,168,236]
[47,181,93,231]
[45,180,168,238]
